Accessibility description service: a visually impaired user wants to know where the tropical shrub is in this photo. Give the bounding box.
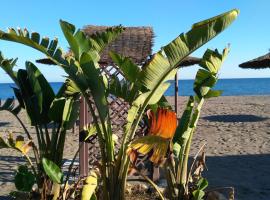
[170,48,229,200]
[0,9,239,200]
[0,53,80,199]
[127,47,229,200]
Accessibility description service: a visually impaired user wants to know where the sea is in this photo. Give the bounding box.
[0,78,270,99]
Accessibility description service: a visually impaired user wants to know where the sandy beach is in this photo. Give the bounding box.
[0,96,269,200]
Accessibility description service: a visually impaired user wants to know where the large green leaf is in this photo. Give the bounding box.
[26,61,55,123]
[60,20,123,60]
[12,87,25,109]
[192,190,205,200]
[80,52,108,120]
[139,9,238,100]
[61,98,80,130]
[139,52,173,90]
[63,58,89,93]
[0,51,18,84]
[16,69,41,125]
[173,96,194,146]
[194,48,229,98]
[193,69,217,98]
[49,97,80,129]
[42,158,63,184]
[109,51,141,83]
[204,90,223,98]
[0,98,21,115]
[199,48,229,74]
[48,97,66,122]
[88,26,124,53]
[163,10,238,67]
[0,28,66,66]
[15,165,35,192]
[109,75,138,103]
[141,82,171,105]
[63,78,81,97]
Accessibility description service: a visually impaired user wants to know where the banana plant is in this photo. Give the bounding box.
[0,9,239,200]
[162,47,229,200]
[0,53,80,199]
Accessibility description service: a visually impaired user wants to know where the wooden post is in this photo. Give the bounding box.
[175,71,178,115]
[79,97,90,177]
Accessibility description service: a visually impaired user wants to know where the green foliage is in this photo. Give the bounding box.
[109,75,138,103]
[49,97,80,129]
[15,165,35,192]
[0,9,238,200]
[42,158,64,184]
[60,20,123,59]
[0,53,81,198]
[173,96,194,145]
[0,98,21,115]
[80,52,108,121]
[166,47,229,200]
[110,51,141,83]
[0,51,18,84]
[192,178,209,200]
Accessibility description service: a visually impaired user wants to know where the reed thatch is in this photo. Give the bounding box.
[36,25,200,67]
[239,53,270,69]
[83,25,154,65]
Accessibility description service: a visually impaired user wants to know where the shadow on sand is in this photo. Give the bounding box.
[0,122,10,127]
[0,154,269,200]
[202,114,268,123]
[204,154,270,200]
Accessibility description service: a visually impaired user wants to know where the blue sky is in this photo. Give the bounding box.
[0,0,269,83]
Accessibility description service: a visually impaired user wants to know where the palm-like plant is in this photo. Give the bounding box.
[0,52,80,199]
[0,9,239,199]
[167,47,229,200]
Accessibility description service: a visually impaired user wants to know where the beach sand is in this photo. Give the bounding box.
[0,96,270,200]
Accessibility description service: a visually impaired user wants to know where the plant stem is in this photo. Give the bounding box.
[180,98,204,194]
[44,124,51,147]
[62,144,81,200]
[25,154,38,178]
[13,114,32,140]
[12,113,40,166]
[55,128,66,166]
[35,126,44,155]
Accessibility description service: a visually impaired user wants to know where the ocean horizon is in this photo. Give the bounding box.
[0,78,270,99]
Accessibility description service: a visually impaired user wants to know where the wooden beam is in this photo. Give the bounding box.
[79,97,90,177]
[174,72,178,115]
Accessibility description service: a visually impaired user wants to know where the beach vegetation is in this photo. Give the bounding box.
[0,53,80,199]
[0,8,238,200]
[165,48,229,200]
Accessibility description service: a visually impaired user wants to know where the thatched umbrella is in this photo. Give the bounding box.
[36,25,154,65]
[83,25,154,65]
[239,53,270,69]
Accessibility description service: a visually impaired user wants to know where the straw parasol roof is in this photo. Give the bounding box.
[83,25,153,65]
[36,25,201,67]
[239,53,270,69]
